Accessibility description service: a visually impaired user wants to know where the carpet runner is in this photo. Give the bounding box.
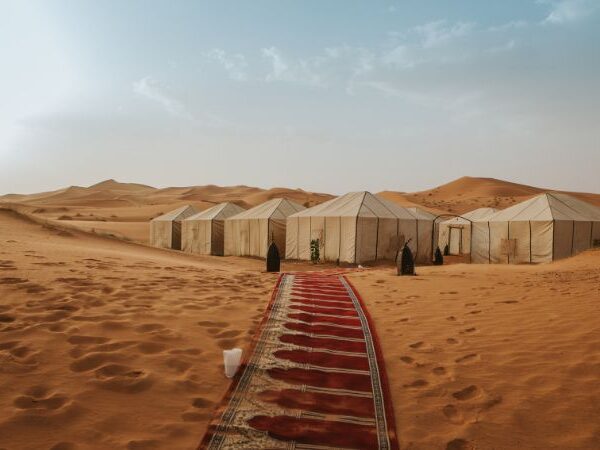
[199,272,399,450]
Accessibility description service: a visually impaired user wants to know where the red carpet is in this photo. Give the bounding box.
[199,272,399,449]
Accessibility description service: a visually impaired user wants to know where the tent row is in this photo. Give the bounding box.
[150,191,600,264]
[150,192,435,263]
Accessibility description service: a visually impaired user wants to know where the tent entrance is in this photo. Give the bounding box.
[172,222,182,250]
[448,227,462,255]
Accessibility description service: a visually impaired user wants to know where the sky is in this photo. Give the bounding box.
[1,0,599,195]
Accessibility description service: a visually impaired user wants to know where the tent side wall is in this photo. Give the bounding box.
[471,222,490,263]
[355,217,378,264]
[508,221,531,264]
[572,221,592,256]
[553,220,574,261]
[416,219,433,264]
[376,218,401,261]
[530,221,553,263]
[324,217,341,262]
[489,221,509,264]
[285,217,299,259]
[211,220,224,256]
[297,217,311,260]
[150,221,173,249]
[340,216,357,263]
[270,219,287,258]
[593,221,600,247]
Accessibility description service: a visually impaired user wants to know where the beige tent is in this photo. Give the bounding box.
[471,193,600,264]
[438,208,498,255]
[224,198,305,258]
[150,205,198,250]
[285,191,433,264]
[182,202,245,256]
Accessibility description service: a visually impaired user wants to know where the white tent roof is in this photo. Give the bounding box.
[407,206,437,220]
[151,205,197,222]
[185,202,245,221]
[289,191,420,220]
[229,198,305,220]
[441,207,499,225]
[483,193,600,222]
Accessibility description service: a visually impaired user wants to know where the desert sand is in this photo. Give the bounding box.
[1,177,599,450]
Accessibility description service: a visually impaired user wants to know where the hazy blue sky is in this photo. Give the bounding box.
[1,0,599,195]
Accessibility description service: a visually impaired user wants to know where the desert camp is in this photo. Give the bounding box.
[471,193,600,263]
[149,204,198,250]
[223,198,305,258]
[285,191,433,264]
[3,2,600,448]
[181,202,245,256]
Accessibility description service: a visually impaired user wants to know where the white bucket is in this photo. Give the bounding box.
[223,348,243,378]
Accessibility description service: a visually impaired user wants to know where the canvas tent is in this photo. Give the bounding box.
[224,198,305,258]
[471,193,600,264]
[438,208,498,255]
[285,191,434,264]
[150,205,198,250]
[182,202,245,256]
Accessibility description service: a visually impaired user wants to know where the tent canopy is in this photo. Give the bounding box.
[186,202,245,221]
[229,198,305,220]
[481,193,600,222]
[407,207,437,220]
[151,204,197,222]
[289,191,418,220]
[441,207,498,226]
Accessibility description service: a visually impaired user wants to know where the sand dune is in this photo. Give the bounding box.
[3,177,599,245]
[381,176,600,214]
[1,207,599,449]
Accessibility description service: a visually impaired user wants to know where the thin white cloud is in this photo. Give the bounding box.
[539,0,598,24]
[486,39,517,53]
[488,20,528,32]
[414,20,474,48]
[132,76,193,120]
[261,47,323,87]
[205,49,248,81]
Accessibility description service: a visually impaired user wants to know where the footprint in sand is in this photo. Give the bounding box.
[455,353,479,363]
[13,386,70,411]
[452,385,480,401]
[496,300,519,304]
[216,329,242,339]
[94,364,154,393]
[126,440,160,450]
[446,338,459,344]
[403,379,428,388]
[460,327,477,334]
[442,404,464,424]
[432,366,447,375]
[197,321,229,328]
[400,356,414,364]
[468,310,482,315]
[446,438,474,450]
[409,341,424,349]
[192,397,213,409]
[49,442,77,450]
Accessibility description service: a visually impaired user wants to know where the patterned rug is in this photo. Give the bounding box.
[199,272,399,450]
